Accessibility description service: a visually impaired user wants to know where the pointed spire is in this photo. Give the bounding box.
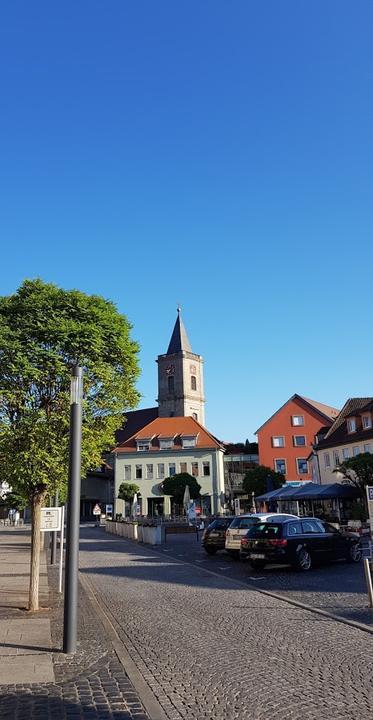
[166,306,192,354]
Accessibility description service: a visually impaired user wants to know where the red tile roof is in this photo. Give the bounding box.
[114,416,223,453]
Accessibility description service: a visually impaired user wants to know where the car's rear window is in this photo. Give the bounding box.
[229,517,260,529]
[208,518,233,530]
[246,523,283,538]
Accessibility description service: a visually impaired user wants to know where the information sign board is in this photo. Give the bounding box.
[40,507,62,532]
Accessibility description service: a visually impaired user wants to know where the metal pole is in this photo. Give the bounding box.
[63,366,83,654]
[363,558,373,609]
[58,505,65,594]
[51,491,59,565]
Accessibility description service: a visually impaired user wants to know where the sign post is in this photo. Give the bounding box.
[40,507,62,532]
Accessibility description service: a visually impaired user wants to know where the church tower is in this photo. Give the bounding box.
[157,308,205,425]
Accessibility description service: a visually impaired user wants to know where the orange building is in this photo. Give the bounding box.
[256,395,339,483]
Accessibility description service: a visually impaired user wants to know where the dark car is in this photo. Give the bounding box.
[202,517,235,555]
[240,517,362,571]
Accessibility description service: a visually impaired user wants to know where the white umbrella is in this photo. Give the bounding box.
[183,484,191,513]
[131,492,138,518]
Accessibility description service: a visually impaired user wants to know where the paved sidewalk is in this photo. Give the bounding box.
[0,528,54,684]
[0,527,150,719]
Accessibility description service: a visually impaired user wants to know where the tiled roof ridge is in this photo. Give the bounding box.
[323,397,373,440]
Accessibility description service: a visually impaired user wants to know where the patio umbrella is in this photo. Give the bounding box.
[183,484,191,513]
[131,492,138,518]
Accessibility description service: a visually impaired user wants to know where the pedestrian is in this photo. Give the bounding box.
[14,510,20,527]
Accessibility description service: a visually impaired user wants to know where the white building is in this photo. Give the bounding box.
[114,416,225,517]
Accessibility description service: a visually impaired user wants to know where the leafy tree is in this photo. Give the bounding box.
[0,279,140,610]
[118,482,140,516]
[118,482,140,502]
[162,473,201,505]
[242,465,284,497]
[335,452,373,513]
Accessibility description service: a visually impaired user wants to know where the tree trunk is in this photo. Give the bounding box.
[28,491,46,612]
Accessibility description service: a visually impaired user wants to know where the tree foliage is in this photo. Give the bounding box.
[0,279,140,608]
[242,465,284,497]
[335,452,373,497]
[162,473,201,504]
[118,482,140,502]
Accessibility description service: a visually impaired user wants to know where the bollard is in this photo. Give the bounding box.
[363,557,373,608]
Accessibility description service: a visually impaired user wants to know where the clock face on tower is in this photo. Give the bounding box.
[190,364,197,374]
[165,364,175,375]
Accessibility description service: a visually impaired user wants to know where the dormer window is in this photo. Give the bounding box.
[137,441,150,452]
[181,435,197,449]
[347,418,357,433]
[362,414,372,430]
[159,437,173,450]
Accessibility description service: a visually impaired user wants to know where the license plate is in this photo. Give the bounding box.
[250,553,265,559]
[209,532,219,537]
[234,534,242,540]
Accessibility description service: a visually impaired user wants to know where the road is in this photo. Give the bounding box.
[78,526,373,720]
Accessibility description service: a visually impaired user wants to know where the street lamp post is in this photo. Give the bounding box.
[63,366,83,654]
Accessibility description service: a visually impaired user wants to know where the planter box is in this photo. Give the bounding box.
[142,525,162,545]
[137,525,143,542]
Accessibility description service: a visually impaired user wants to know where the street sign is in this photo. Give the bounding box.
[93,504,101,516]
[234,498,240,515]
[40,507,62,532]
[105,504,113,516]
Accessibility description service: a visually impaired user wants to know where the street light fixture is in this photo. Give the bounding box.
[63,365,83,654]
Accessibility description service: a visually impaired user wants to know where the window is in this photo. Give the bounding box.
[168,376,174,393]
[182,436,197,448]
[293,435,306,447]
[146,464,153,480]
[124,465,131,480]
[275,459,286,475]
[192,412,198,421]
[272,436,285,447]
[180,462,187,473]
[157,463,165,479]
[191,375,197,391]
[203,461,210,476]
[342,448,350,460]
[301,519,324,534]
[333,451,340,468]
[292,415,304,426]
[347,418,356,433]
[160,438,173,450]
[135,464,142,479]
[191,462,199,477]
[323,452,330,468]
[362,414,372,429]
[137,441,150,452]
[353,446,360,457]
[168,463,176,476]
[287,522,302,536]
[364,444,372,454]
[296,458,308,475]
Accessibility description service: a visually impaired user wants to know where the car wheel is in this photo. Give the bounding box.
[250,560,266,571]
[204,547,217,555]
[346,543,362,563]
[294,547,312,571]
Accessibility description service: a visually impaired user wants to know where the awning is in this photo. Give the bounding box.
[256,482,360,502]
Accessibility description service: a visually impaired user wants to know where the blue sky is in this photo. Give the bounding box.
[1,2,372,442]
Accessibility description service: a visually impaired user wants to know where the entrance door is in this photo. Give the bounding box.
[148,498,164,517]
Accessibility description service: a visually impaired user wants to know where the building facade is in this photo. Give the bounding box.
[311,398,373,484]
[256,394,339,483]
[114,416,225,517]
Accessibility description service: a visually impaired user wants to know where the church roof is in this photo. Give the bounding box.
[166,308,192,354]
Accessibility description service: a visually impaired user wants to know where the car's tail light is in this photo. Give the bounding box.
[241,538,248,547]
[268,539,287,547]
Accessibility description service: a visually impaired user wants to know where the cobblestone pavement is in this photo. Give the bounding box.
[0,528,149,720]
[157,532,373,627]
[79,526,373,720]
